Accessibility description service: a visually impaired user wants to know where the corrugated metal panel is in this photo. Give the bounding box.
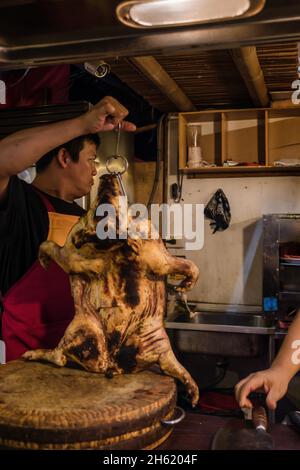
[156,50,252,109]
[257,42,298,92]
[108,42,299,112]
[0,102,89,139]
[109,58,174,112]
[109,51,252,112]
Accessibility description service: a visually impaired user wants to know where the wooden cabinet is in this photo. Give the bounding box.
[178,107,300,176]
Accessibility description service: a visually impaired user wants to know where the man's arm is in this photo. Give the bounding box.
[235,311,300,409]
[0,96,135,200]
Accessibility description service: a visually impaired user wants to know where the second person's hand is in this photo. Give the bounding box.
[235,367,289,410]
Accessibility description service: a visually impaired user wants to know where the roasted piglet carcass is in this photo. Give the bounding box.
[23,175,199,406]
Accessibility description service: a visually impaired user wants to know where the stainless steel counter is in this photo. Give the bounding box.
[165,307,276,358]
[166,311,275,335]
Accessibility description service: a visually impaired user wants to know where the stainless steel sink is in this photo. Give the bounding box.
[166,311,275,334]
[166,311,275,357]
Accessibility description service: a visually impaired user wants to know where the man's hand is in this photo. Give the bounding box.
[235,367,289,410]
[80,96,136,134]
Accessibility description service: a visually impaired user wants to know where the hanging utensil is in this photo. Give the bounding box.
[105,123,129,197]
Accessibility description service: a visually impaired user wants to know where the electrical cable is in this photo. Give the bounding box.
[147,114,166,209]
[172,127,184,203]
[173,171,183,203]
[7,68,31,88]
[200,364,228,392]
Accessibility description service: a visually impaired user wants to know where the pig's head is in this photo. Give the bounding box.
[95,174,123,208]
[72,174,154,254]
[72,174,127,252]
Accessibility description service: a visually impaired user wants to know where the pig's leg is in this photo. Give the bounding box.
[158,348,199,407]
[139,240,199,292]
[165,256,199,292]
[23,276,109,372]
[22,348,67,366]
[135,321,199,407]
[39,241,105,275]
[23,312,109,372]
[59,275,109,372]
[58,317,109,372]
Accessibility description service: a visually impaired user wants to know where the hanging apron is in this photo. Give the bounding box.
[1,189,79,362]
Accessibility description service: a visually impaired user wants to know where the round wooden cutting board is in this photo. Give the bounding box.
[0,360,177,450]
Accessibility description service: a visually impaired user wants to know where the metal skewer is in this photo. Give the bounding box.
[115,122,121,156]
[105,123,129,197]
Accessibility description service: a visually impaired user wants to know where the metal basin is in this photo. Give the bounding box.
[166,311,275,357]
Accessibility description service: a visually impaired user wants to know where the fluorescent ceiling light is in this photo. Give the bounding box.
[117,0,265,29]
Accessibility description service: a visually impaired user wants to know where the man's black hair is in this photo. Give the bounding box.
[36,133,100,173]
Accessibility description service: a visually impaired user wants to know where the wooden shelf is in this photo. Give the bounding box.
[179,107,300,177]
[181,165,300,178]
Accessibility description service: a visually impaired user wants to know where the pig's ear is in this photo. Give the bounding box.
[127,237,143,254]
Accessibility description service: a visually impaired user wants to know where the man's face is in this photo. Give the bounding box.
[68,140,98,198]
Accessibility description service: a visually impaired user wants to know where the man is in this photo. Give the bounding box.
[0,96,136,361]
[235,310,300,410]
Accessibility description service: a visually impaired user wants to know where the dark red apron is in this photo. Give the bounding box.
[2,190,78,362]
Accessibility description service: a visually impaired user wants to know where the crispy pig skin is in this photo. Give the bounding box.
[23,175,199,406]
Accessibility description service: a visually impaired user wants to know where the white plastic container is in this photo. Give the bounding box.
[188,146,202,167]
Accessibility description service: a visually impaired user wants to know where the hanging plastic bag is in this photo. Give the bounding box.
[204,189,231,234]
